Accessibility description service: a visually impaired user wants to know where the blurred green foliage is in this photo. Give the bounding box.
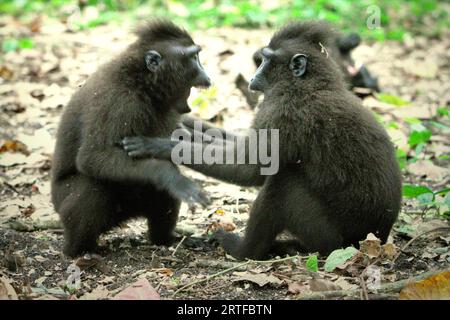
[0,0,448,40]
[377,93,410,106]
[1,37,34,52]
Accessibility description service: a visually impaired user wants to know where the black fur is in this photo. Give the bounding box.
[253,21,379,94]
[123,21,402,259]
[51,20,209,257]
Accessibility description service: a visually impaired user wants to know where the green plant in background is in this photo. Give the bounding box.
[0,0,448,41]
[403,185,450,218]
[2,37,34,52]
[191,86,218,110]
[402,117,433,164]
[324,246,358,272]
[305,254,318,272]
[396,149,408,170]
[376,93,410,106]
[405,118,432,148]
[436,107,449,118]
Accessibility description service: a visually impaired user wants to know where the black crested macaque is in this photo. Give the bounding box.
[51,20,211,257]
[253,28,380,95]
[181,23,379,138]
[122,21,402,259]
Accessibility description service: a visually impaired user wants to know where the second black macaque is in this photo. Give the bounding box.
[51,20,211,257]
[253,28,380,95]
[122,21,402,260]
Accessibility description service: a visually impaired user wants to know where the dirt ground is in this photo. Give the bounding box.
[0,16,449,300]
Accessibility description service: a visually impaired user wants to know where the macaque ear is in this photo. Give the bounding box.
[289,54,307,77]
[338,33,361,52]
[145,50,162,72]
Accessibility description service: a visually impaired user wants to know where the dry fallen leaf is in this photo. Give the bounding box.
[400,271,450,300]
[334,277,359,291]
[416,219,450,235]
[335,251,368,276]
[287,282,309,294]
[20,204,36,217]
[206,220,236,233]
[0,140,29,155]
[154,268,174,277]
[309,278,341,292]
[233,271,283,287]
[113,278,160,300]
[359,233,383,259]
[387,127,409,151]
[0,65,14,80]
[392,105,435,120]
[79,286,110,300]
[407,160,449,181]
[0,277,18,300]
[75,253,104,271]
[382,243,398,260]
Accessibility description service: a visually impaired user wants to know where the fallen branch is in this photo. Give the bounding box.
[189,259,249,271]
[173,255,302,296]
[8,219,63,232]
[172,235,186,257]
[359,275,369,300]
[297,268,449,300]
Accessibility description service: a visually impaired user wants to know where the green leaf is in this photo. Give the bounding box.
[377,93,409,106]
[437,107,449,117]
[445,194,450,208]
[306,255,318,272]
[396,149,407,170]
[394,224,416,237]
[414,143,425,156]
[404,117,421,125]
[402,185,433,198]
[429,121,450,131]
[18,38,34,49]
[408,123,432,147]
[324,247,358,272]
[2,37,33,52]
[2,38,18,52]
[435,188,450,196]
[417,193,434,205]
[386,28,406,41]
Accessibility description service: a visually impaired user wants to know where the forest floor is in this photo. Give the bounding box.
[0,15,449,300]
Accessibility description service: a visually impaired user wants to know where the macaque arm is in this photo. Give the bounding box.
[75,144,209,205]
[122,137,266,187]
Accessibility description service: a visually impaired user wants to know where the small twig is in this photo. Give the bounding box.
[356,257,382,299]
[298,268,449,300]
[393,227,450,263]
[190,259,248,271]
[173,260,251,296]
[172,255,302,296]
[4,182,20,195]
[124,250,138,262]
[172,235,186,257]
[359,275,369,300]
